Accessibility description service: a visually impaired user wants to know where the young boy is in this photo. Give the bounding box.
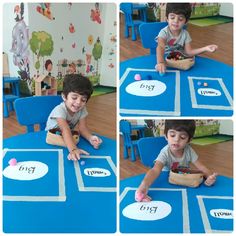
[135,120,217,202]
[45,74,102,161]
[156,3,218,74]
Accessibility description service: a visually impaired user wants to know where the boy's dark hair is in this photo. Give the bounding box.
[63,74,93,101]
[166,3,192,22]
[164,120,196,140]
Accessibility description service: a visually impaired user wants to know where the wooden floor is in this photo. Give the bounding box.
[3,93,116,140]
[119,15,233,180]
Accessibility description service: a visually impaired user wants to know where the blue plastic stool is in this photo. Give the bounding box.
[120,120,139,161]
[120,3,147,41]
[3,77,20,118]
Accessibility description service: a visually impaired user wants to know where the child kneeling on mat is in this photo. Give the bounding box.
[45,74,102,161]
[135,120,217,202]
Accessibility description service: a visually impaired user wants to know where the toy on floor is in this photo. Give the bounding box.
[166,51,195,70]
[169,167,203,187]
[46,128,80,147]
[8,158,17,166]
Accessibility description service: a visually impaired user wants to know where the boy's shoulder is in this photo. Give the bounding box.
[160,25,169,33]
[160,144,169,153]
[184,144,196,154]
[50,102,65,113]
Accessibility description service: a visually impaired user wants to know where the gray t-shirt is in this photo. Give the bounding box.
[45,102,88,130]
[156,25,192,55]
[155,144,198,170]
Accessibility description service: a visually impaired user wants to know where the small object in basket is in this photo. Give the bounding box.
[55,131,61,135]
[146,75,152,80]
[203,82,208,87]
[197,81,202,86]
[9,158,17,166]
[134,74,141,81]
[80,160,85,166]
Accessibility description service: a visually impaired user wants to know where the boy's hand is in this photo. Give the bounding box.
[135,184,151,202]
[204,172,218,186]
[205,44,218,53]
[67,148,89,161]
[89,135,102,149]
[155,62,166,74]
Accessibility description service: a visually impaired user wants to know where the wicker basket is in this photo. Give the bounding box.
[169,168,203,187]
[46,128,80,147]
[166,57,195,70]
[165,51,195,70]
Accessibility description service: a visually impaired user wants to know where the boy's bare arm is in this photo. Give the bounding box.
[184,42,218,57]
[192,159,213,177]
[193,159,217,186]
[78,118,102,149]
[57,118,77,152]
[136,161,163,201]
[156,38,166,73]
[141,161,164,188]
[77,117,92,141]
[57,118,89,161]
[156,38,166,63]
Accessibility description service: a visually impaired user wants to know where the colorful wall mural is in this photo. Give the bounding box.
[3,2,116,94]
[11,3,31,84]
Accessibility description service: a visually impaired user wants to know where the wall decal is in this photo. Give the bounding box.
[14,3,24,22]
[86,54,92,73]
[69,23,75,33]
[29,31,54,75]
[108,63,114,68]
[90,3,101,24]
[92,37,103,75]
[88,35,94,45]
[11,2,30,83]
[110,35,116,43]
[68,2,72,10]
[36,3,55,20]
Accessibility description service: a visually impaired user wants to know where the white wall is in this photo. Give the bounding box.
[100,3,117,86]
[220,3,233,17]
[219,120,233,135]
